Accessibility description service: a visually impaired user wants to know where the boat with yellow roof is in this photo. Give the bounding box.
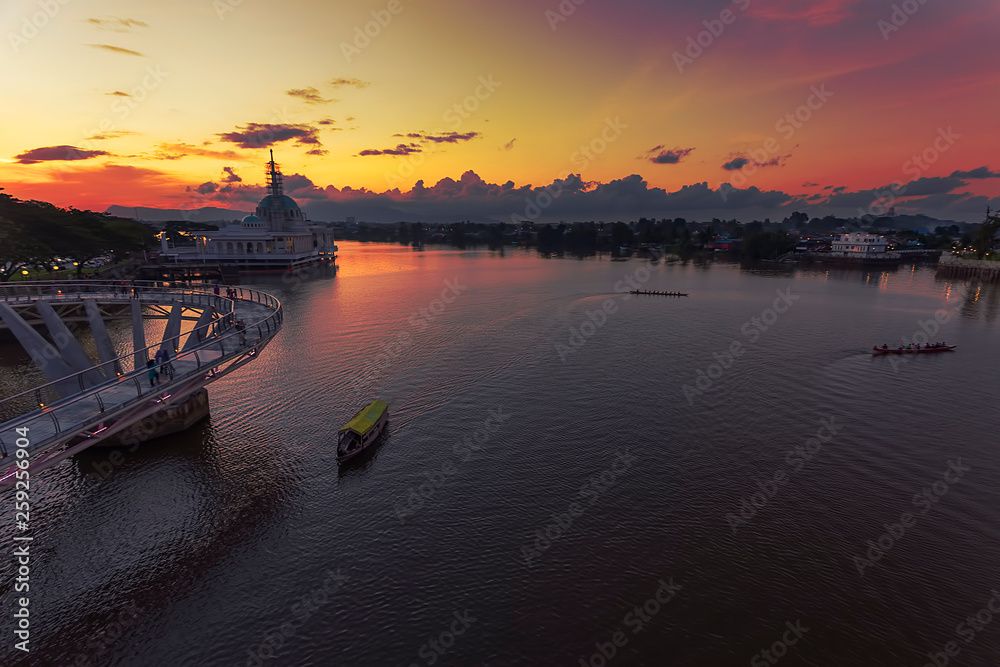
[337,399,389,463]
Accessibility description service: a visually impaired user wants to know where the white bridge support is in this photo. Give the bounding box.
[161,304,184,354]
[183,305,216,352]
[0,302,80,398]
[84,298,121,378]
[36,300,107,385]
[0,281,283,490]
[131,300,146,371]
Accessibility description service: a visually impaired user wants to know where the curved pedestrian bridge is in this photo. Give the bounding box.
[0,281,282,489]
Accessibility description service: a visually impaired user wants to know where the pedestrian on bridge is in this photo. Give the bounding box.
[146,358,159,387]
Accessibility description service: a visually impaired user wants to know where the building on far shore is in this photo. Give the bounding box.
[160,151,336,272]
[831,233,890,258]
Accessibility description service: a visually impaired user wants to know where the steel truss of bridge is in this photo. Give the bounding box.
[0,281,282,490]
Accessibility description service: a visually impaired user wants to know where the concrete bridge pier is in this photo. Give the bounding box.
[104,388,211,447]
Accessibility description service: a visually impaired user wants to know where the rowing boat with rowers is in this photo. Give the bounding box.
[871,345,956,355]
[629,290,688,297]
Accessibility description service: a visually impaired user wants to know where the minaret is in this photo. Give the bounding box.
[265,150,285,231]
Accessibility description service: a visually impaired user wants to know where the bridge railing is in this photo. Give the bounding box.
[0,283,282,457]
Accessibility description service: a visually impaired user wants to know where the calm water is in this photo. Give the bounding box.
[3,242,1000,666]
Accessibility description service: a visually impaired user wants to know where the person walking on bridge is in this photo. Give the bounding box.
[146,358,159,387]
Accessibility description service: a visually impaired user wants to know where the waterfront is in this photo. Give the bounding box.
[2,241,1000,665]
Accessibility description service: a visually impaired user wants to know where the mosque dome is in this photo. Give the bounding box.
[241,214,264,228]
[257,194,300,211]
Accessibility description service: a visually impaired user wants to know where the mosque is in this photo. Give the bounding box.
[161,151,337,272]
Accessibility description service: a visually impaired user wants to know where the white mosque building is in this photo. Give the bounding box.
[162,151,336,272]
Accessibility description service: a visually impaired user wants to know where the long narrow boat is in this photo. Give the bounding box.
[629,290,689,297]
[871,345,956,355]
[337,399,389,463]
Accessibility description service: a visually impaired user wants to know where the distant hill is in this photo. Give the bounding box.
[104,205,250,223]
[104,203,500,225]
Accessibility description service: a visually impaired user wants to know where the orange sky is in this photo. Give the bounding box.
[2,0,999,221]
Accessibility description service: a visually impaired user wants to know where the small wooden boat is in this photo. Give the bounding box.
[629,290,689,297]
[337,399,389,463]
[871,345,956,355]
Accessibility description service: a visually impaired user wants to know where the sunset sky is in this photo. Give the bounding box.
[2,0,999,222]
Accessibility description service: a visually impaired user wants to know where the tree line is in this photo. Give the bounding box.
[0,190,155,281]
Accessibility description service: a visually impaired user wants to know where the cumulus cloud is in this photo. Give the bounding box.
[190,182,218,195]
[286,87,337,104]
[643,146,695,165]
[15,145,111,164]
[503,139,516,151]
[217,122,323,149]
[88,44,143,56]
[306,148,329,156]
[221,166,241,183]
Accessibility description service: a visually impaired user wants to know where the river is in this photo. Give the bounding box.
[2,241,1000,666]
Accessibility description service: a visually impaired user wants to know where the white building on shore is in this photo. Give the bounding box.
[161,151,336,272]
[831,233,890,258]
